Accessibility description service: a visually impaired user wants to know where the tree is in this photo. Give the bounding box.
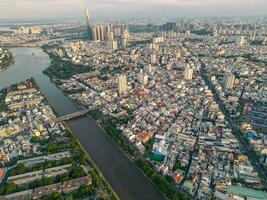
[0,184,5,195]
[8,163,26,176]
[41,192,63,200]
[31,136,42,143]
[43,177,54,186]
[69,166,86,179]
[5,183,16,194]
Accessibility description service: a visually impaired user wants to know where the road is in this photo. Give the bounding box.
[0,47,165,200]
[199,63,267,187]
[182,41,267,188]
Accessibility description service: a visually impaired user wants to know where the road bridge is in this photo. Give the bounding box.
[45,107,97,125]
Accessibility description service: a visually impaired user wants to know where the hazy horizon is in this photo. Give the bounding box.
[0,0,266,20]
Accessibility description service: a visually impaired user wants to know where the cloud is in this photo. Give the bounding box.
[0,0,266,19]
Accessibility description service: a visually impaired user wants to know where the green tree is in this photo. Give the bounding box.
[5,183,16,194]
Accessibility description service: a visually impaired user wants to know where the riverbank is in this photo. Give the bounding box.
[42,45,189,200]
[0,79,117,199]
[88,109,189,200]
[0,47,168,200]
[31,78,119,200]
[0,48,14,71]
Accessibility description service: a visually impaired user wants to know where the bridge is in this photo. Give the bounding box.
[45,108,97,125]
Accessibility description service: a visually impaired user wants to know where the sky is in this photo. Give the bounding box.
[0,0,266,20]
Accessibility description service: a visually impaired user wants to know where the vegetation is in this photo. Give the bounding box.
[0,49,14,71]
[0,88,7,111]
[173,159,187,171]
[43,58,93,80]
[0,183,17,195]
[89,109,189,200]
[7,163,27,176]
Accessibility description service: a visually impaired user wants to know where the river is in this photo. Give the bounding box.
[0,48,164,200]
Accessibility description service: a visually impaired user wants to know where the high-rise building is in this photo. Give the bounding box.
[153,37,164,44]
[184,65,193,80]
[121,38,127,48]
[237,36,246,46]
[113,25,121,37]
[92,25,106,41]
[18,26,30,34]
[151,54,157,64]
[224,73,235,89]
[92,26,97,41]
[85,7,93,40]
[137,70,148,85]
[106,25,114,41]
[145,64,153,74]
[30,27,42,34]
[163,22,177,32]
[108,40,118,50]
[118,75,127,95]
[122,25,130,40]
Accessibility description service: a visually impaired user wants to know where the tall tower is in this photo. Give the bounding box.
[184,64,193,80]
[85,7,93,40]
[224,73,235,89]
[118,75,127,95]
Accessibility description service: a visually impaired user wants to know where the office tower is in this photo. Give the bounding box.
[153,37,164,44]
[118,75,127,95]
[121,38,127,48]
[92,26,98,41]
[122,25,130,40]
[143,75,148,85]
[113,25,121,37]
[224,73,235,89]
[107,40,118,50]
[237,36,246,46]
[107,31,114,41]
[92,25,105,41]
[163,22,177,32]
[145,64,153,74]
[250,32,256,40]
[151,54,157,64]
[85,7,93,40]
[184,65,193,80]
[98,25,105,41]
[106,25,114,41]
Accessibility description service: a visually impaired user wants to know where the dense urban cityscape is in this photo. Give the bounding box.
[0,1,266,200]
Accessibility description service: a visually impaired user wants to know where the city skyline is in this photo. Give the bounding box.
[0,0,267,20]
[0,1,266,199]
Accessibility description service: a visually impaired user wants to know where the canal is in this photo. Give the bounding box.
[0,48,164,200]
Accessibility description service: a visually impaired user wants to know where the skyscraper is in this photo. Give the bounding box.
[118,75,127,95]
[122,25,130,40]
[224,73,235,89]
[85,7,93,40]
[163,22,177,32]
[137,70,148,85]
[92,25,105,41]
[184,65,193,80]
[151,54,157,64]
[108,40,118,50]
